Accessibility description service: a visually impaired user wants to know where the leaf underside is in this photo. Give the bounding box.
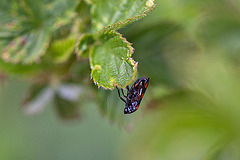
[90,30,137,89]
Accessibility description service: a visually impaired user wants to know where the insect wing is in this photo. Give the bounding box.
[124,77,149,114]
[133,77,149,100]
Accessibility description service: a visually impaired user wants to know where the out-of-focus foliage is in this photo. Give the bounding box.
[0,0,77,63]
[118,0,240,160]
[121,56,240,160]
[0,81,125,160]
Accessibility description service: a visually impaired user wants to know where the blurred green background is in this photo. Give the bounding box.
[0,80,127,159]
[1,0,240,159]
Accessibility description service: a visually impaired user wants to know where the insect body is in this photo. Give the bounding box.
[116,77,149,114]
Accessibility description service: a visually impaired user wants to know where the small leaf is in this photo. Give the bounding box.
[76,34,95,58]
[48,37,76,63]
[22,85,54,114]
[91,0,155,32]
[90,30,137,89]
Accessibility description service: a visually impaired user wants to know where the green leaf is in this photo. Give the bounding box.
[91,0,155,32]
[0,58,42,75]
[90,30,137,89]
[48,36,76,63]
[0,0,77,64]
[1,30,51,64]
[76,34,95,58]
[75,0,92,33]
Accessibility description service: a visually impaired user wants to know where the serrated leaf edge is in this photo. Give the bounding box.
[98,1,156,34]
[90,30,137,90]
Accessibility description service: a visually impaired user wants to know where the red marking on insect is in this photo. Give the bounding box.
[116,77,149,114]
[140,93,144,99]
[145,82,149,89]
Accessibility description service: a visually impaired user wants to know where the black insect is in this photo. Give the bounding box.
[116,77,149,114]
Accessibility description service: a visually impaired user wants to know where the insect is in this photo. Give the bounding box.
[116,77,149,114]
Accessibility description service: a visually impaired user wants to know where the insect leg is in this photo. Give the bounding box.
[116,87,126,103]
[121,88,127,98]
[126,85,130,91]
